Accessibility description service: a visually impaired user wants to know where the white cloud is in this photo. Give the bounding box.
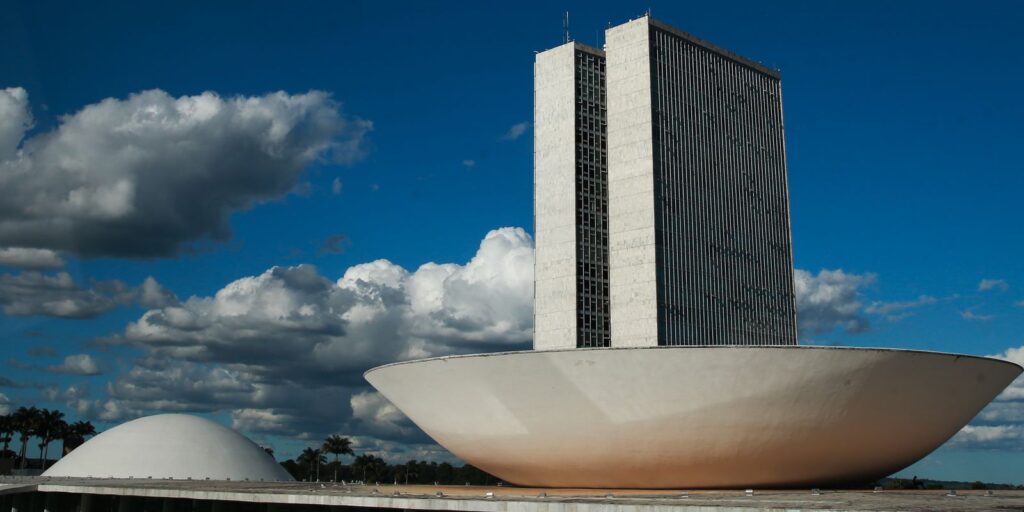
[47,354,102,375]
[350,391,414,438]
[978,279,1009,292]
[950,425,1023,449]
[865,295,937,322]
[0,271,177,319]
[0,87,33,160]
[961,309,995,322]
[137,276,179,309]
[0,88,371,258]
[0,248,64,270]
[0,271,123,318]
[0,392,11,414]
[461,159,476,169]
[951,345,1024,451]
[332,177,343,195]
[793,269,874,337]
[89,228,534,443]
[501,121,530,141]
[993,345,1024,401]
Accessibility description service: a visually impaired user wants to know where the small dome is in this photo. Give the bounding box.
[43,414,293,481]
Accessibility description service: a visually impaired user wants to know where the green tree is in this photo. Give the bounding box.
[0,415,14,458]
[36,409,66,469]
[352,454,387,484]
[321,434,354,482]
[61,421,96,455]
[11,406,41,469]
[297,447,325,481]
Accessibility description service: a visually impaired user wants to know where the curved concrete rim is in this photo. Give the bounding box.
[365,345,1023,376]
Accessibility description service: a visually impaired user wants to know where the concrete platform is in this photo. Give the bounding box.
[2,477,1024,511]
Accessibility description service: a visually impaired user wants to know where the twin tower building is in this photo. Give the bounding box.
[534,15,799,350]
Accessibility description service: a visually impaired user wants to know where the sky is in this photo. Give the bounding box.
[0,0,1022,483]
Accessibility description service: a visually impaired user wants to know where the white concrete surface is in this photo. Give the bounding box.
[366,346,1021,489]
[41,414,293,481]
[533,42,581,350]
[605,18,660,347]
[4,479,1024,512]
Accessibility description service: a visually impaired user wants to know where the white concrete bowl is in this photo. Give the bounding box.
[366,346,1020,489]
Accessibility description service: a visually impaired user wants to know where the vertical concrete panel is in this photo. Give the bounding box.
[533,43,579,350]
[606,18,660,347]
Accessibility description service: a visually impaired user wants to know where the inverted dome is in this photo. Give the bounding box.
[43,414,293,481]
[366,346,1021,488]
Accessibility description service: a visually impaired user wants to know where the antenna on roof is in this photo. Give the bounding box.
[564,11,571,44]
[645,8,652,17]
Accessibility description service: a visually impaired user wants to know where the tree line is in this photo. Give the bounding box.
[277,435,499,485]
[0,406,97,470]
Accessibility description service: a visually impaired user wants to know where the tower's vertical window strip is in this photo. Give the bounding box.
[574,48,610,348]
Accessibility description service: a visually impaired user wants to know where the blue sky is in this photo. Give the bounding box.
[1,0,1022,483]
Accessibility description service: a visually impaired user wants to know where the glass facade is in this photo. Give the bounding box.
[648,24,798,345]
[574,48,611,348]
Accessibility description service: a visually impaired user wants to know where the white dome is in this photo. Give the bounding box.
[43,414,293,481]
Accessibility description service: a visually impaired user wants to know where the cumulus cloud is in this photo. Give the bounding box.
[0,271,124,318]
[993,346,1024,402]
[950,425,1023,450]
[865,295,937,322]
[350,390,415,439]
[137,276,179,308]
[978,279,1009,292]
[501,121,530,141]
[951,345,1024,451]
[0,87,33,160]
[0,271,176,319]
[0,248,64,270]
[0,88,371,258]
[0,392,11,414]
[793,269,874,337]
[88,228,533,443]
[47,354,102,375]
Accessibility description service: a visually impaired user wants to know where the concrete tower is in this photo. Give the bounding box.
[605,16,797,347]
[534,16,797,350]
[534,42,609,350]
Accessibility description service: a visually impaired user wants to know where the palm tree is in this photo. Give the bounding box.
[12,406,40,469]
[352,454,386,484]
[321,434,353,482]
[0,415,14,458]
[297,447,325,481]
[61,421,96,455]
[36,409,66,469]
